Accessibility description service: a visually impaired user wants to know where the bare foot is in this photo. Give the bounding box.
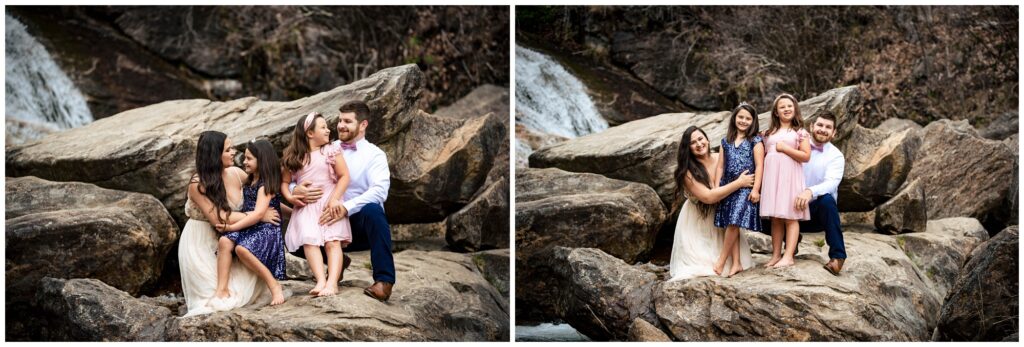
[772,257,795,268]
[765,256,782,268]
[270,284,286,306]
[317,284,338,297]
[309,281,326,295]
[214,289,231,299]
[712,261,725,275]
[727,264,742,277]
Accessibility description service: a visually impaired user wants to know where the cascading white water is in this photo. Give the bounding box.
[5,14,93,144]
[515,45,607,139]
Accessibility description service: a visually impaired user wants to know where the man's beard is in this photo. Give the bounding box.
[813,133,831,144]
[338,127,360,142]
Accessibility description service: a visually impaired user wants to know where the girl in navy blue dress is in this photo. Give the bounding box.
[215,139,287,306]
[713,102,764,277]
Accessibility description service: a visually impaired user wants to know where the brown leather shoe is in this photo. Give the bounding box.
[339,254,352,282]
[824,258,845,276]
[364,281,393,302]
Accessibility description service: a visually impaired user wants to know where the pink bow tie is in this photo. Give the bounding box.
[340,142,357,151]
[811,143,824,152]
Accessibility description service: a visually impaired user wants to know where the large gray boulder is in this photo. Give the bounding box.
[627,318,672,342]
[35,278,174,341]
[470,248,510,300]
[655,232,944,341]
[445,123,510,251]
[837,125,921,211]
[905,120,1016,231]
[515,168,665,323]
[874,178,928,234]
[380,110,506,223]
[445,176,510,251]
[515,168,666,264]
[6,176,178,339]
[896,218,990,297]
[935,226,1018,341]
[34,250,509,341]
[542,247,661,341]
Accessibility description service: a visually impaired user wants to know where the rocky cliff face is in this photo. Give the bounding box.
[8,6,509,120]
[517,6,1017,128]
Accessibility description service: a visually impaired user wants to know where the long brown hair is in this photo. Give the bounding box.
[765,93,803,137]
[672,126,715,217]
[193,131,231,224]
[282,112,324,172]
[247,139,282,196]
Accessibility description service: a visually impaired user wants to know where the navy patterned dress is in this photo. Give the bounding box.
[223,179,286,280]
[714,135,763,232]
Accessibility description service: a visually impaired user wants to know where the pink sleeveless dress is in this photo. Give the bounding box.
[759,128,811,221]
[284,143,353,252]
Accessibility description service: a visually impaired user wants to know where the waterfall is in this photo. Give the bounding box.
[515,45,607,138]
[5,14,92,144]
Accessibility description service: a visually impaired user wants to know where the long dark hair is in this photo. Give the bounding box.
[195,131,231,224]
[246,139,281,196]
[672,125,715,217]
[727,102,760,143]
[766,93,803,137]
[282,112,324,172]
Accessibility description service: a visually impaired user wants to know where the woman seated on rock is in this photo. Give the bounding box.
[178,131,283,316]
[667,125,755,281]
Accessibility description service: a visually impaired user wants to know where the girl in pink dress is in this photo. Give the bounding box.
[281,112,352,297]
[760,94,811,268]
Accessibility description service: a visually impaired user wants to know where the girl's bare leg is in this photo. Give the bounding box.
[714,225,740,275]
[214,236,235,299]
[728,233,743,277]
[304,244,327,295]
[235,245,285,305]
[773,220,800,268]
[766,218,784,267]
[318,241,343,297]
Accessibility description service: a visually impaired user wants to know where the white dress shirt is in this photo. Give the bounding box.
[335,139,390,216]
[803,140,845,202]
[290,138,391,216]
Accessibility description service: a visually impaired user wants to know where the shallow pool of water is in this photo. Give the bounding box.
[515,322,590,342]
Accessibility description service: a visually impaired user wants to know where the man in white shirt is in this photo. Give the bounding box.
[793,111,847,275]
[293,100,396,301]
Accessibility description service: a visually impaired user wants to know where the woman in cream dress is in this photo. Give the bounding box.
[178,131,277,316]
[668,126,755,281]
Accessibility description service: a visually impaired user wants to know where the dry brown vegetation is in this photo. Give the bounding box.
[518,6,1017,127]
